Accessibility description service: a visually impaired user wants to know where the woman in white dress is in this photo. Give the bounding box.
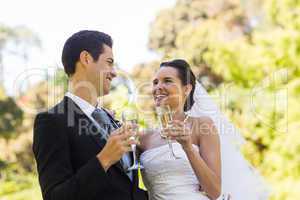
[139,59,269,200]
[140,59,222,200]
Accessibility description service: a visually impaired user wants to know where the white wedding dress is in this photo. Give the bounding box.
[140,142,210,200]
[140,82,270,200]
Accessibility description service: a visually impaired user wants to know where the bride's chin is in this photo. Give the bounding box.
[154,101,162,107]
[155,99,168,107]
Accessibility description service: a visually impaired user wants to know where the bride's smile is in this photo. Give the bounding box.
[152,66,191,112]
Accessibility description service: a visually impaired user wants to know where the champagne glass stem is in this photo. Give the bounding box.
[167,138,180,159]
[131,143,137,165]
[166,124,180,159]
[167,139,174,158]
[122,110,143,171]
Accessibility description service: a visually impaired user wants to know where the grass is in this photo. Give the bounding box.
[0,174,41,200]
[0,168,146,200]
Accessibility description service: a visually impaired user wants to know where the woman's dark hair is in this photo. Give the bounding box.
[61,30,113,77]
[160,59,196,112]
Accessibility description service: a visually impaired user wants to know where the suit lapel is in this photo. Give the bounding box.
[99,108,135,177]
[102,108,135,169]
[64,96,129,178]
[102,108,122,129]
[64,96,106,149]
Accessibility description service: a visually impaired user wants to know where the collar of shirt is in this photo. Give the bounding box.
[65,92,98,120]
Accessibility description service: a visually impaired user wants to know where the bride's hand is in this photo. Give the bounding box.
[165,120,193,150]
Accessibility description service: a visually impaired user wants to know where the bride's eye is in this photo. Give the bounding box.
[165,79,173,83]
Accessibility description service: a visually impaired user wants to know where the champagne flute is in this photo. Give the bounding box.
[121,109,144,171]
[155,105,180,159]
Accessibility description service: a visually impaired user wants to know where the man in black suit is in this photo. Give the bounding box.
[33,30,148,200]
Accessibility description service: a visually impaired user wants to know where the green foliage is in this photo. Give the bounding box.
[53,68,68,93]
[265,0,300,29]
[0,86,6,99]
[0,168,41,200]
[140,0,300,199]
[0,96,23,141]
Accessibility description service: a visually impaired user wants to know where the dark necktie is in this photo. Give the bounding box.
[91,108,114,140]
[91,108,133,180]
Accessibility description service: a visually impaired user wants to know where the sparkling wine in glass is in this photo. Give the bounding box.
[156,106,171,138]
[121,109,144,171]
[155,105,180,159]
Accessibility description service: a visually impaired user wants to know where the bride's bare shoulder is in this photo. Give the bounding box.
[194,116,214,123]
[188,116,217,135]
[188,116,214,124]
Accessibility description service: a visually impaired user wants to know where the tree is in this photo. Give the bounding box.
[0,24,40,161]
[148,0,254,89]
[0,24,41,88]
[130,0,300,199]
[0,90,24,160]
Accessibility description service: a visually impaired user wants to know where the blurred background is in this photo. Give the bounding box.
[0,0,300,199]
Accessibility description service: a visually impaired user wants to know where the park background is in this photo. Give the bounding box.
[0,0,299,199]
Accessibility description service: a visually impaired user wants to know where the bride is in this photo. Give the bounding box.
[139,59,269,200]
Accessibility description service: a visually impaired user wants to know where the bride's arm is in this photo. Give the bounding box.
[186,117,221,200]
[169,117,221,199]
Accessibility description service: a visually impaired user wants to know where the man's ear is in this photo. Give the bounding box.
[79,50,93,67]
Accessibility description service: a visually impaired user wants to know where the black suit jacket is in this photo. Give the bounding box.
[32,96,148,200]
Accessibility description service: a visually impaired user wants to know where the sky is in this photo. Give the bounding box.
[0,0,176,95]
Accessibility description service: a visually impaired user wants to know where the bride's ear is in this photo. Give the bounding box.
[184,84,193,97]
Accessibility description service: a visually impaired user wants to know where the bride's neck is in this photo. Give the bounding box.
[172,111,186,121]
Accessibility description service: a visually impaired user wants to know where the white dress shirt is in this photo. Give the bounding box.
[65,92,98,123]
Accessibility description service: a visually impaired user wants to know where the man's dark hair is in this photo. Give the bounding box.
[160,59,196,112]
[61,30,113,76]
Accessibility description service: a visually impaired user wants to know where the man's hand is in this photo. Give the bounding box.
[97,124,137,171]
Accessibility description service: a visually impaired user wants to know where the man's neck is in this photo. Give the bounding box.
[68,80,98,107]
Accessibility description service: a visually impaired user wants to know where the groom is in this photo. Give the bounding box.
[32,30,148,200]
